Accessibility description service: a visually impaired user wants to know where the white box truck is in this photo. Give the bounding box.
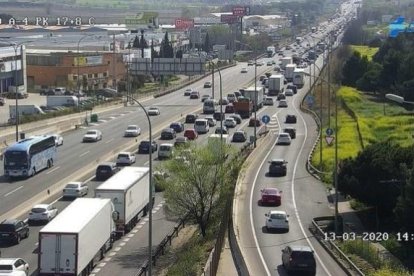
[9,105,44,119]
[280,57,293,69]
[47,96,79,107]
[94,166,152,236]
[38,198,115,276]
[240,86,264,110]
[268,75,285,96]
[285,64,297,82]
[293,68,306,88]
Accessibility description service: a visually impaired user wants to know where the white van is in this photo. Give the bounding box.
[158,143,174,160]
[194,119,209,134]
[54,87,66,95]
[203,99,216,114]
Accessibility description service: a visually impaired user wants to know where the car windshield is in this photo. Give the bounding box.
[0,264,13,270]
[270,213,286,219]
[65,184,79,189]
[0,224,15,232]
[32,207,47,213]
[160,146,171,151]
[98,165,111,171]
[118,154,129,158]
[4,151,27,165]
[86,131,97,135]
[263,189,278,195]
[149,107,157,110]
[127,126,137,130]
[195,121,205,126]
[271,161,284,165]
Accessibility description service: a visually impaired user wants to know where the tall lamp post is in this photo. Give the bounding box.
[125,95,154,275]
[209,62,223,143]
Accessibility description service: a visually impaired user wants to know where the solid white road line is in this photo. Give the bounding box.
[4,186,23,197]
[46,166,60,175]
[79,151,90,157]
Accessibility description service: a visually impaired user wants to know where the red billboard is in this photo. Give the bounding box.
[175,18,194,30]
[232,6,250,16]
[221,14,239,24]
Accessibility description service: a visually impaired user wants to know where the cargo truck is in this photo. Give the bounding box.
[240,86,264,111]
[233,97,253,118]
[285,64,297,82]
[267,75,285,96]
[94,166,153,236]
[47,96,79,107]
[38,198,115,276]
[266,46,276,57]
[9,105,44,119]
[280,57,293,70]
[293,68,306,88]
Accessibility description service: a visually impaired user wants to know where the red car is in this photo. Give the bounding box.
[184,129,198,140]
[248,117,261,127]
[259,188,282,206]
[225,104,235,113]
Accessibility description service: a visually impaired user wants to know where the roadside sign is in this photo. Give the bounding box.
[326,128,334,136]
[262,115,270,124]
[325,136,335,146]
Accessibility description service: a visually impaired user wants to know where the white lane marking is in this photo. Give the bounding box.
[131,229,138,233]
[4,186,23,197]
[144,161,149,165]
[143,217,149,222]
[35,242,39,246]
[127,234,134,238]
[104,257,111,262]
[122,238,130,242]
[97,263,106,268]
[120,242,126,246]
[105,138,114,144]
[249,108,283,276]
[46,166,60,175]
[114,247,121,252]
[79,151,90,157]
[139,221,146,225]
[137,224,144,229]
[292,93,332,275]
[108,252,116,257]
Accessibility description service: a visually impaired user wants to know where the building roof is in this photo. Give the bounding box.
[95,166,149,191]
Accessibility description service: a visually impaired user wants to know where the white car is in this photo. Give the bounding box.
[28,204,58,223]
[277,133,292,145]
[224,118,237,128]
[148,107,160,116]
[285,89,294,96]
[265,210,289,232]
[240,67,248,73]
[263,97,274,106]
[124,125,141,137]
[278,100,288,108]
[205,116,217,127]
[116,151,136,165]
[0,258,29,276]
[63,182,89,198]
[51,134,63,146]
[82,129,102,142]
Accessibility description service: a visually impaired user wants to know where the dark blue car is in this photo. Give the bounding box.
[169,122,185,133]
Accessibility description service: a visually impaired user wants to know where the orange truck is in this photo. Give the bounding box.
[233,97,253,118]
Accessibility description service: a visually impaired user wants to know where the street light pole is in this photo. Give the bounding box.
[254,55,257,148]
[77,35,96,93]
[14,45,20,141]
[210,62,223,142]
[125,95,153,275]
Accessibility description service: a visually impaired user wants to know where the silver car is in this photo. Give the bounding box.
[63,182,89,198]
[82,129,102,142]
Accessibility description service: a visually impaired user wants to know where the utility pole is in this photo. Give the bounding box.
[112,33,116,89]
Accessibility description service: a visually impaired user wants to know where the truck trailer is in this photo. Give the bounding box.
[280,57,293,70]
[233,98,253,118]
[47,96,79,107]
[285,64,297,82]
[94,166,152,236]
[293,68,306,88]
[240,86,264,111]
[38,198,115,276]
[267,75,285,96]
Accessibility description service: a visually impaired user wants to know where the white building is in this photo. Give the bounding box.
[0,45,27,94]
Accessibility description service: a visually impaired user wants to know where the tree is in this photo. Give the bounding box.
[342,52,368,86]
[160,32,173,58]
[203,32,211,52]
[132,35,140,48]
[394,161,414,233]
[356,62,382,92]
[158,142,237,237]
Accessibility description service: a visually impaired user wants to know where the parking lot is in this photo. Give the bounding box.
[0,93,46,125]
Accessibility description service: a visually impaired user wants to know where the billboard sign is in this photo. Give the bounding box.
[74,56,103,66]
[232,6,250,16]
[175,18,194,30]
[221,14,239,24]
[125,12,159,29]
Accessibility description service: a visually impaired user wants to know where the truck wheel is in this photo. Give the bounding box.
[143,205,148,217]
[16,235,21,244]
[31,168,36,176]
[25,231,29,238]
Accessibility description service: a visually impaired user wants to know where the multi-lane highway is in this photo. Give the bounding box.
[0,56,277,275]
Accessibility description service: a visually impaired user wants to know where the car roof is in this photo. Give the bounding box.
[0,258,19,265]
[271,158,286,163]
[279,133,290,136]
[289,245,313,252]
[32,204,49,209]
[284,127,296,130]
[149,106,158,109]
[127,124,138,127]
[1,219,19,224]
[118,151,131,155]
[160,143,174,147]
[269,210,286,215]
[262,187,279,194]
[176,136,188,141]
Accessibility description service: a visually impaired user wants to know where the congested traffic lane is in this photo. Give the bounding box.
[0,60,274,220]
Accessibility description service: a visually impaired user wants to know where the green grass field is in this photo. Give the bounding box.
[311,86,414,178]
[351,45,379,61]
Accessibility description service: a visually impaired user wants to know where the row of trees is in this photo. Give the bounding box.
[338,141,414,235]
[341,33,414,99]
